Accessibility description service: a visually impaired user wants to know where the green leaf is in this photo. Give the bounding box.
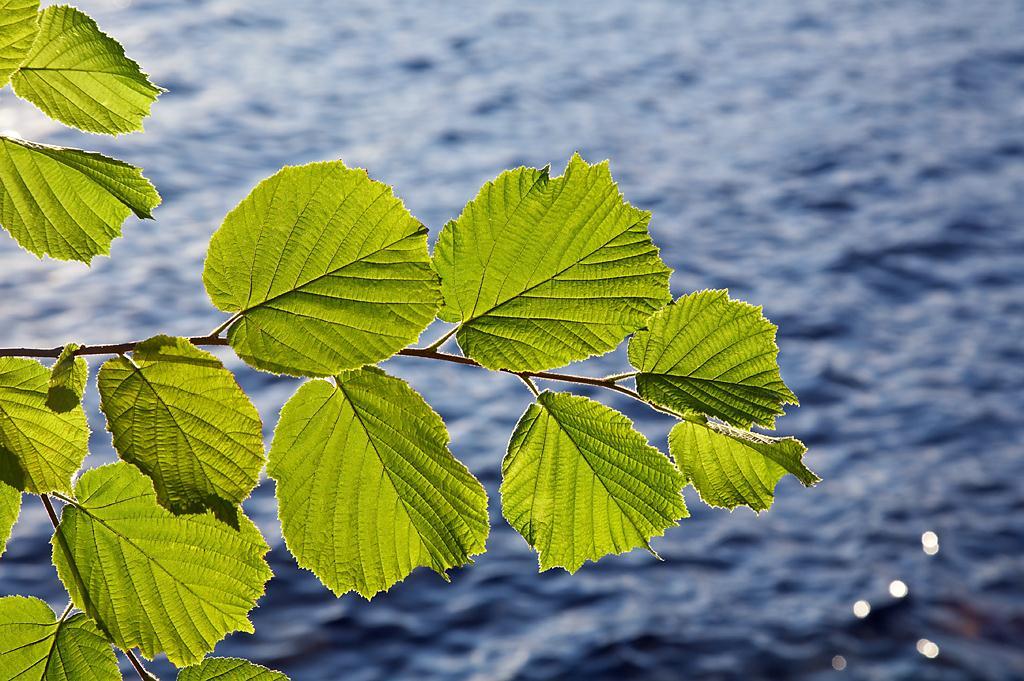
[0,0,38,88]
[0,136,161,262]
[669,420,819,512]
[11,5,161,135]
[46,343,86,413]
[204,161,441,377]
[0,357,88,494]
[0,596,119,680]
[178,657,288,681]
[629,289,798,428]
[0,482,19,557]
[97,335,264,519]
[501,391,687,572]
[268,366,488,598]
[433,153,671,372]
[51,462,272,667]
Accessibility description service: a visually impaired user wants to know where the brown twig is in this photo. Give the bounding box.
[1,335,680,417]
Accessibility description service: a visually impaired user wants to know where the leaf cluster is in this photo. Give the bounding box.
[0,6,817,679]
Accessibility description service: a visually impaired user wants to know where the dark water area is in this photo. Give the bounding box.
[2,1,1023,679]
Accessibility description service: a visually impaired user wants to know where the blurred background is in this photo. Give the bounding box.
[2,1,1023,679]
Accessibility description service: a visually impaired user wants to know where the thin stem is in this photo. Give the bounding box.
[0,336,229,358]
[208,313,241,338]
[57,600,74,623]
[517,374,540,396]
[603,371,638,382]
[0,338,679,418]
[398,348,623,389]
[50,492,77,507]
[423,325,458,351]
[124,648,157,681]
[40,494,60,527]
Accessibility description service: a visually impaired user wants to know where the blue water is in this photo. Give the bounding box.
[2,1,1023,679]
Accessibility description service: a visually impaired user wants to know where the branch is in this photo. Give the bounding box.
[0,335,228,358]
[124,648,158,681]
[0,335,680,417]
[40,494,61,527]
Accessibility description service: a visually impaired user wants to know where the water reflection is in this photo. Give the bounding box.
[917,639,940,659]
[888,580,908,598]
[922,531,940,556]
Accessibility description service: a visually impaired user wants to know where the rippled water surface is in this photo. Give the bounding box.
[2,1,1023,679]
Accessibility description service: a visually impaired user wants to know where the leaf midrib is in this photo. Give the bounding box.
[333,381,451,571]
[540,397,657,557]
[462,217,651,327]
[235,229,422,317]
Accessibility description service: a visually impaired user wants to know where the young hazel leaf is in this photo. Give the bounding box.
[98,335,264,519]
[0,483,19,557]
[0,0,39,88]
[669,420,819,512]
[51,462,272,667]
[0,357,88,494]
[0,596,120,680]
[501,391,687,572]
[177,657,289,681]
[204,161,441,377]
[629,289,798,428]
[0,136,161,262]
[268,366,489,599]
[11,5,161,135]
[433,153,672,372]
[46,343,87,413]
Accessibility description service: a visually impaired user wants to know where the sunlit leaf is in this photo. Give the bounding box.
[0,0,38,88]
[51,462,272,667]
[0,357,88,494]
[0,136,160,262]
[204,161,440,377]
[46,343,86,413]
[178,657,288,681]
[11,5,161,135]
[433,153,671,371]
[0,483,19,557]
[98,335,264,518]
[669,419,818,512]
[269,366,488,598]
[629,289,798,428]
[502,391,686,572]
[0,596,119,680]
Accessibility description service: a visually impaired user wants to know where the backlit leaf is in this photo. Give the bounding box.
[178,657,288,681]
[46,343,86,413]
[433,153,671,371]
[11,5,161,135]
[51,462,272,667]
[0,483,19,557]
[501,391,686,572]
[98,335,264,518]
[0,136,160,262]
[0,596,119,680]
[0,357,88,494]
[268,366,488,598]
[669,419,819,512]
[0,0,38,88]
[204,161,440,377]
[629,289,798,428]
